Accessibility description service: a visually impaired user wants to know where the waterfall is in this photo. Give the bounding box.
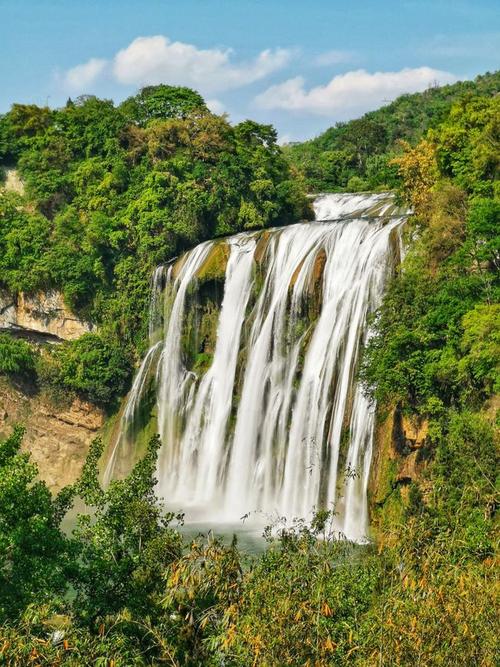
[106,193,406,541]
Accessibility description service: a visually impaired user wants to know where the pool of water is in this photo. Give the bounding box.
[179,519,267,555]
[62,500,268,555]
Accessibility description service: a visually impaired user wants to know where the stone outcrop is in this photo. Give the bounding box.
[0,289,93,341]
[400,414,429,452]
[2,167,24,195]
[369,405,429,534]
[0,379,105,492]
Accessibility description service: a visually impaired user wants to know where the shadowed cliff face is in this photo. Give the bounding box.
[0,378,104,492]
[368,405,431,537]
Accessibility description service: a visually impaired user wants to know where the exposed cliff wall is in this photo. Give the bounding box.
[0,289,93,341]
[368,405,429,537]
[1,169,92,340]
[0,379,105,492]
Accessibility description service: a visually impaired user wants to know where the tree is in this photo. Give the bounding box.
[0,426,74,621]
[390,138,438,215]
[0,334,36,377]
[47,334,131,409]
[120,85,208,126]
[71,436,182,623]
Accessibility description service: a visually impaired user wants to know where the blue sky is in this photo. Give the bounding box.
[1,0,498,140]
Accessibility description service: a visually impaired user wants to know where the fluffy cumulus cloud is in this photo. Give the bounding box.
[64,57,107,90]
[61,35,291,95]
[206,98,226,115]
[112,36,291,93]
[255,67,457,116]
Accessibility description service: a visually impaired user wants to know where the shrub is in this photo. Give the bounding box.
[0,333,36,377]
[0,426,73,621]
[48,333,131,408]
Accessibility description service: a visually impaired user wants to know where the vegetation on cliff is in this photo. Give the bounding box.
[0,84,311,407]
[358,87,499,663]
[0,334,36,378]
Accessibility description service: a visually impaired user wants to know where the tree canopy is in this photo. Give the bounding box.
[0,85,311,407]
[285,70,500,192]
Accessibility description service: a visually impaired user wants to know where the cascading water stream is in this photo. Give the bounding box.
[105,193,406,541]
[161,236,257,503]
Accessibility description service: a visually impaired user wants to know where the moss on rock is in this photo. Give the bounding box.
[196,243,230,282]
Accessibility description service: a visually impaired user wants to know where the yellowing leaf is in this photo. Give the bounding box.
[324,637,337,652]
[322,602,333,617]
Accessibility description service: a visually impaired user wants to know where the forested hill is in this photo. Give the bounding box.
[284,70,500,192]
[0,86,311,407]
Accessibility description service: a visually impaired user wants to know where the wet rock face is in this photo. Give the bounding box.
[0,290,93,341]
[0,379,105,492]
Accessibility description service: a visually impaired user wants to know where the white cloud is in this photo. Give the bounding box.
[314,50,354,66]
[206,98,226,115]
[277,133,293,146]
[255,67,457,116]
[111,35,291,93]
[64,58,107,91]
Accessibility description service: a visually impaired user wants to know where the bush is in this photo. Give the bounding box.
[346,175,369,192]
[47,333,131,408]
[225,518,378,666]
[459,304,500,394]
[0,333,37,377]
[0,426,73,621]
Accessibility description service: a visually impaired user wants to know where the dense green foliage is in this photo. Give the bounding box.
[0,85,311,407]
[0,333,36,377]
[362,93,499,412]
[0,418,497,665]
[357,87,499,663]
[285,70,500,192]
[72,436,183,625]
[0,332,130,409]
[0,426,74,620]
[39,333,131,408]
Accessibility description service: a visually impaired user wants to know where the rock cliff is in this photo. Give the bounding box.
[0,290,93,341]
[369,405,429,536]
[0,379,105,492]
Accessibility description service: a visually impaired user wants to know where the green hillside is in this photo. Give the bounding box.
[285,70,500,192]
[0,85,311,407]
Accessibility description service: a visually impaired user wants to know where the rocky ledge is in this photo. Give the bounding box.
[0,289,93,341]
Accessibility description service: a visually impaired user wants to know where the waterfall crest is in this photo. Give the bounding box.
[105,193,406,541]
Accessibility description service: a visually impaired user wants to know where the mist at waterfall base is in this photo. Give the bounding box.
[105,193,405,545]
